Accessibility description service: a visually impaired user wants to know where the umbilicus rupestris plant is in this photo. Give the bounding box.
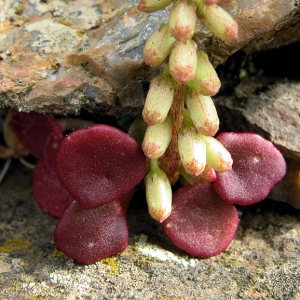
[139,0,239,222]
[138,0,286,257]
[7,112,147,264]
[0,0,288,264]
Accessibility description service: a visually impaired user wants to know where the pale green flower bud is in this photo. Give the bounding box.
[145,159,172,223]
[203,135,233,172]
[169,39,198,83]
[200,4,238,41]
[180,165,216,185]
[188,50,221,96]
[142,116,172,159]
[138,0,173,12]
[142,73,175,125]
[144,24,176,67]
[185,91,219,136]
[168,0,197,41]
[178,112,206,176]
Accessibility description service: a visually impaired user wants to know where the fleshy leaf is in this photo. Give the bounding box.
[33,133,74,218]
[214,132,286,205]
[163,183,239,258]
[56,124,146,209]
[54,199,129,264]
[9,111,63,159]
[33,158,74,218]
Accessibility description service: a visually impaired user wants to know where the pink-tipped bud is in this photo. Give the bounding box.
[188,50,221,96]
[178,112,206,176]
[142,116,172,159]
[180,165,217,185]
[138,0,173,13]
[200,4,238,41]
[168,0,197,41]
[203,135,232,172]
[169,39,198,83]
[142,73,175,125]
[185,91,219,136]
[145,159,172,223]
[144,24,176,67]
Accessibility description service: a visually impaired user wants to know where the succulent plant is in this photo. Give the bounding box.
[0,0,289,264]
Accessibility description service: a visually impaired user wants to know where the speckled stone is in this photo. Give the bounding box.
[0,0,299,116]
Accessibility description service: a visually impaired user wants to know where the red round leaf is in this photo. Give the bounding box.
[32,132,73,218]
[56,124,146,209]
[54,199,129,264]
[215,132,286,205]
[33,157,74,218]
[163,183,239,258]
[10,111,63,159]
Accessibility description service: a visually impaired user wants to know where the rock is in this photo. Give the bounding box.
[214,47,300,209]
[0,0,299,116]
[216,77,300,161]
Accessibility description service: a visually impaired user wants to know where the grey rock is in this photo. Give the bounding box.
[0,0,299,116]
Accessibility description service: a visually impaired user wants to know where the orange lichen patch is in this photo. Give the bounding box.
[58,18,72,26]
[101,257,120,275]
[52,248,67,258]
[0,238,30,253]
[76,29,86,37]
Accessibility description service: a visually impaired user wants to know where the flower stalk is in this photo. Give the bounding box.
[139,0,238,212]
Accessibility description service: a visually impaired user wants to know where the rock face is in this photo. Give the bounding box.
[216,78,300,161]
[0,0,299,116]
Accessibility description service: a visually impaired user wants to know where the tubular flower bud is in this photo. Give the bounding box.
[145,159,172,223]
[168,0,197,41]
[142,116,172,159]
[188,50,221,96]
[178,112,206,176]
[185,91,219,136]
[142,73,175,125]
[138,0,173,13]
[169,39,198,83]
[180,165,217,185]
[200,4,238,41]
[144,24,176,67]
[203,135,232,172]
